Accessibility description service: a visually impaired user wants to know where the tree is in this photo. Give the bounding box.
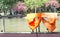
[24,0,49,13]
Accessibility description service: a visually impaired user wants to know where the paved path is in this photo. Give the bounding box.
[0,33,60,37]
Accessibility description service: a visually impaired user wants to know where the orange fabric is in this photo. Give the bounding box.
[27,13,57,32]
[41,17,56,32]
[41,13,57,32]
[29,18,35,26]
[27,13,41,30]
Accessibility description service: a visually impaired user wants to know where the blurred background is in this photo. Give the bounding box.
[0,0,60,33]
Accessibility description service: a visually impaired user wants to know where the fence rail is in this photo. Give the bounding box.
[0,13,60,33]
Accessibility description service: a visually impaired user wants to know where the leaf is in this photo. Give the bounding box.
[24,0,49,8]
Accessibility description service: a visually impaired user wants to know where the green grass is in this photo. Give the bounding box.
[0,16,60,33]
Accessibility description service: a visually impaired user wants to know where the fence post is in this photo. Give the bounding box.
[2,16,5,32]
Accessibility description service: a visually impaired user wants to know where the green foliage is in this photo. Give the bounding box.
[0,0,17,13]
[0,0,15,9]
[24,0,49,8]
[3,0,16,5]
